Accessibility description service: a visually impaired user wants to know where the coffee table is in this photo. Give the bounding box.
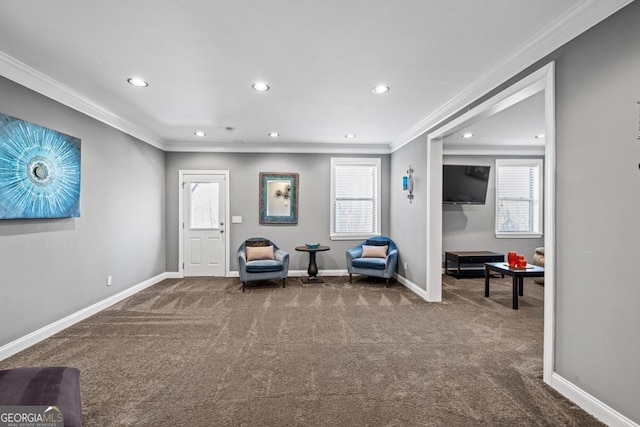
[484,262,545,309]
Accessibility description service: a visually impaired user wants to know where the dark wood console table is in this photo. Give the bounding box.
[295,245,330,283]
[445,251,504,278]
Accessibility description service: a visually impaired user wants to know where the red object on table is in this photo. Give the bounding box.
[517,255,527,268]
[508,251,518,267]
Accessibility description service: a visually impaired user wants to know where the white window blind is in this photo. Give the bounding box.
[495,159,543,238]
[330,158,381,239]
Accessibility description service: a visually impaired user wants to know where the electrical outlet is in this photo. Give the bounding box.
[107,276,112,286]
[403,262,408,269]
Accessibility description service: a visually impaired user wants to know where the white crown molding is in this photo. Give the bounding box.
[390,0,634,153]
[0,51,167,151]
[164,141,392,155]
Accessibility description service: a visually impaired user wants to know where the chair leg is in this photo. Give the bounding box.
[283,278,286,288]
[242,281,246,292]
[386,278,390,287]
[349,274,352,283]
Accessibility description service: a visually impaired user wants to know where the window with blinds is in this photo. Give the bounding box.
[495,159,543,238]
[330,158,381,240]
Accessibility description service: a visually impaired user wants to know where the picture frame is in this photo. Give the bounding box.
[259,172,299,224]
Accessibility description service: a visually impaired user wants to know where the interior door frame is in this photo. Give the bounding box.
[178,170,231,278]
[425,62,556,385]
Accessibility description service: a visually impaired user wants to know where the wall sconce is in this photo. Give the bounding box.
[403,166,414,203]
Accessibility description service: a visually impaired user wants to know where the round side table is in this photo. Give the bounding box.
[295,245,330,282]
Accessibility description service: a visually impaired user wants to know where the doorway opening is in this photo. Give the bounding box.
[425,62,556,385]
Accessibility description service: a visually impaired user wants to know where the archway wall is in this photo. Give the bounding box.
[551,2,640,422]
[389,134,428,292]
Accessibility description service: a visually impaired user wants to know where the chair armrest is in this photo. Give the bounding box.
[385,248,399,275]
[274,249,289,263]
[386,248,398,263]
[238,250,248,270]
[275,249,290,273]
[346,247,363,261]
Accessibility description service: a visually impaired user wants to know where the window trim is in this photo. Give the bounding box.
[495,158,543,239]
[330,157,381,240]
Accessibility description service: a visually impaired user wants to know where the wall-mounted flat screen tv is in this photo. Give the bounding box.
[442,164,490,204]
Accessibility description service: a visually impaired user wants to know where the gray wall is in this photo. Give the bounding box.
[552,1,640,421]
[165,152,390,273]
[389,134,427,288]
[442,155,543,261]
[0,77,166,348]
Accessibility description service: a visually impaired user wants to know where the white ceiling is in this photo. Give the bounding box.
[0,0,632,153]
[443,91,546,154]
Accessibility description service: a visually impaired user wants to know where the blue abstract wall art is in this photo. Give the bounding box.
[0,113,81,219]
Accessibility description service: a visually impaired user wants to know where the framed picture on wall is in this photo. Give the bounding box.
[259,172,299,224]
[0,113,81,219]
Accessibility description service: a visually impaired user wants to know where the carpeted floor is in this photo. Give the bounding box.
[0,275,603,426]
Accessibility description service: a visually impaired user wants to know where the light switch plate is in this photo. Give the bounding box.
[232,216,242,224]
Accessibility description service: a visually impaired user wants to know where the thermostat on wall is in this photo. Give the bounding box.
[232,216,242,224]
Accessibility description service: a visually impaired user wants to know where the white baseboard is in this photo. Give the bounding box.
[311,269,349,277]
[551,373,638,427]
[286,269,312,277]
[227,269,349,278]
[394,273,430,301]
[0,272,170,362]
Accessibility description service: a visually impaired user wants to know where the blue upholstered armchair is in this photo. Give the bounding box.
[237,238,289,292]
[346,236,398,286]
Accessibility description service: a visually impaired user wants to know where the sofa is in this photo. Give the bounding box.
[533,247,544,284]
[533,247,544,267]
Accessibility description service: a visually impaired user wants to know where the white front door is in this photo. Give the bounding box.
[183,174,226,276]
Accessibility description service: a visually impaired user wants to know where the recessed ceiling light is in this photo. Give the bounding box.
[252,82,270,91]
[268,132,279,137]
[127,77,149,87]
[462,132,474,138]
[534,134,545,139]
[372,85,390,94]
[194,131,206,137]
[345,134,356,139]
